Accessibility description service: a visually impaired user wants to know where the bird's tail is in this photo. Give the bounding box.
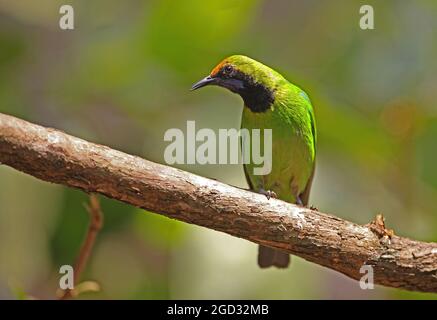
[258,245,290,268]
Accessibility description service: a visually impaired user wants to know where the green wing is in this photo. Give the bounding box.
[299,100,317,206]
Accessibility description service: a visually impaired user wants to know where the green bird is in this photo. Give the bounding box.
[192,55,316,268]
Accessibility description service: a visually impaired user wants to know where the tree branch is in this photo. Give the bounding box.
[0,112,436,293]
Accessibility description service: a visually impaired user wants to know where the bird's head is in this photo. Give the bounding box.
[191,55,285,112]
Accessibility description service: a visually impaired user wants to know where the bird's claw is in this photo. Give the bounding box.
[296,196,303,206]
[259,189,277,200]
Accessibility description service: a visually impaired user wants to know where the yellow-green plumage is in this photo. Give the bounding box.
[242,83,316,204]
[192,55,316,268]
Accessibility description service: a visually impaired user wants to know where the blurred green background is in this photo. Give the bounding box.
[0,0,436,299]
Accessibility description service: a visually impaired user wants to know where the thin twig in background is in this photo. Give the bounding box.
[59,194,103,299]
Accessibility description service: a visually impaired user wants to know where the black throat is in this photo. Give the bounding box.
[240,83,275,113]
[230,72,275,113]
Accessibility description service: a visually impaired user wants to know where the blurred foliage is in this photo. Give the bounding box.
[0,0,436,299]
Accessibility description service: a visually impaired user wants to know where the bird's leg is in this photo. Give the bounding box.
[258,188,277,200]
[296,196,303,206]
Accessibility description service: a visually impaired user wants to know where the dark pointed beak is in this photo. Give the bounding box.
[191,75,216,91]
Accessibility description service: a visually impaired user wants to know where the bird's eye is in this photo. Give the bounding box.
[223,65,233,74]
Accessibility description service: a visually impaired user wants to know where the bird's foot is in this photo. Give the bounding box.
[258,189,277,200]
[296,196,303,206]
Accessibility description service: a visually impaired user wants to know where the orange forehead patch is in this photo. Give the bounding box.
[210,60,228,76]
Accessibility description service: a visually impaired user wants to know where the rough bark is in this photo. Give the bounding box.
[0,112,436,293]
